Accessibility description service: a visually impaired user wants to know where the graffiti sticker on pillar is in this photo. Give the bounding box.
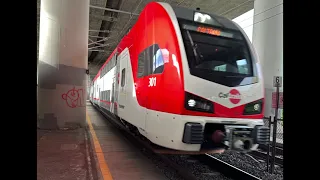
[62,87,85,108]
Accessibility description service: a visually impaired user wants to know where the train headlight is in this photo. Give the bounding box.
[188,99,196,107]
[253,104,260,111]
[243,99,263,115]
[185,92,214,113]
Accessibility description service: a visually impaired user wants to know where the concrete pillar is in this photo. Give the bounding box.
[252,0,283,118]
[38,0,89,129]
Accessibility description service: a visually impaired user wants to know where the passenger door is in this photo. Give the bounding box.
[110,82,115,113]
[118,50,128,117]
[113,55,120,116]
[98,87,101,107]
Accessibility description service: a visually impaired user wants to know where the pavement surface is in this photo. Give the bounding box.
[37,102,169,180]
[37,128,97,180]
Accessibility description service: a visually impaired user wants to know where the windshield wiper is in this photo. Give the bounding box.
[186,30,202,64]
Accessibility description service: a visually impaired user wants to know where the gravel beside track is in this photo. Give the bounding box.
[167,155,231,180]
[211,151,283,180]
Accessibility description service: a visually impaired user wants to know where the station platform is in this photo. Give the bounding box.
[37,128,96,180]
[86,103,168,180]
[37,102,168,180]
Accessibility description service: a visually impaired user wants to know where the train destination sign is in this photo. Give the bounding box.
[182,24,241,40]
[196,26,221,36]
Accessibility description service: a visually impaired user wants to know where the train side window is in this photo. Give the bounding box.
[152,47,164,74]
[145,45,153,75]
[121,68,126,87]
[137,44,164,77]
[106,90,110,101]
[138,52,145,77]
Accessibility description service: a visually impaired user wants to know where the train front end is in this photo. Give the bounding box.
[167,4,270,152]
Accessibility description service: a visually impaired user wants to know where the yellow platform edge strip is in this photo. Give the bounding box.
[86,112,113,180]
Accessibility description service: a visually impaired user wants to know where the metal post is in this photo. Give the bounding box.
[266,116,271,173]
[271,86,280,173]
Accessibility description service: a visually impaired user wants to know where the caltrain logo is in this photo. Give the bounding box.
[218,89,241,104]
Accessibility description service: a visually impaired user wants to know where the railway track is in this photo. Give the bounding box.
[248,142,283,167]
[258,144,283,156]
[92,103,263,180]
[195,154,261,180]
[248,150,283,167]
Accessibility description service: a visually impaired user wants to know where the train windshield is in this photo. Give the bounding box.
[180,25,256,87]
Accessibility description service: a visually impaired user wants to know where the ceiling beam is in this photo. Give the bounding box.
[88,43,111,50]
[89,35,113,38]
[88,37,109,45]
[88,50,110,52]
[89,29,111,33]
[90,14,118,22]
[90,5,139,16]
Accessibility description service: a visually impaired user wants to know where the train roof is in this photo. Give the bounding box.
[91,2,242,84]
[92,48,117,82]
[171,5,240,31]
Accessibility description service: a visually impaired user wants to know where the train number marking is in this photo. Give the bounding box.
[148,77,156,87]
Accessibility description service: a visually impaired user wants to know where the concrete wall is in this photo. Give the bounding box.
[252,0,283,118]
[232,9,254,42]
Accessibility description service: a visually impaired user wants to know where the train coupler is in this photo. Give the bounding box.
[223,125,270,152]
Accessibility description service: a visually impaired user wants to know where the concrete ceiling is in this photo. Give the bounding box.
[37,0,254,79]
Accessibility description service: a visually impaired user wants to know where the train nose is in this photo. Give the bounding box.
[211,130,225,143]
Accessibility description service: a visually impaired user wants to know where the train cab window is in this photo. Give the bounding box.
[180,28,255,87]
[236,59,249,74]
[214,64,226,72]
[121,68,126,87]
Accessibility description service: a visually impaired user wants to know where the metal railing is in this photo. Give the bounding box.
[263,116,283,144]
[262,116,283,173]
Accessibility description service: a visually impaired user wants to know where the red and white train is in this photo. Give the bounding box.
[89,2,270,153]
